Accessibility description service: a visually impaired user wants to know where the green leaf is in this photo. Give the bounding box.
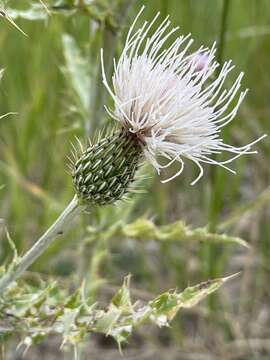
[62,34,90,116]
[121,218,249,247]
[64,288,82,309]
[111,275,132,310]
[0,274,238,348]
[95,307,121,335]
[150,273,239,324]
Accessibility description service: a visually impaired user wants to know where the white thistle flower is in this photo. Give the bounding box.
[101,8,266,185]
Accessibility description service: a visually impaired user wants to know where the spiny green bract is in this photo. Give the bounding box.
[72,129,142,205]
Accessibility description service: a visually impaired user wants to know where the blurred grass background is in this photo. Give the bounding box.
[0,0,269,359]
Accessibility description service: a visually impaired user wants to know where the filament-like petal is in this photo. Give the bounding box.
[101,9,266,183]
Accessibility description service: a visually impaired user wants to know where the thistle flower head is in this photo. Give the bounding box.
[101,8,266,184]
[72,8,266,206]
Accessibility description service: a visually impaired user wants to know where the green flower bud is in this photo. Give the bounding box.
[72,129,142,206]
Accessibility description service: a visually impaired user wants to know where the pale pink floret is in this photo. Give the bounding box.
[189,52,211,72]
[101,7,266,184]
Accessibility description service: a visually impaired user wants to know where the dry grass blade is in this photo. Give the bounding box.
[38,0,51,15]
[0,9,28,36]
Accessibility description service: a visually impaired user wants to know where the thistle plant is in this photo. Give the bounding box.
[0,271,238,351]
[0,8,265,294]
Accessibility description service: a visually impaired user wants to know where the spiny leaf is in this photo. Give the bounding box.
[0,274,238,348]
[111,275,132,310]
[149,273,239,324]
[87,217,249,247]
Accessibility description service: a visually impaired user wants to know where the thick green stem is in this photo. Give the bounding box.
[0,195,85,294]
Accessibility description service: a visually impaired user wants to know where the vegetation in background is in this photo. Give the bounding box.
[0,0,269,359]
